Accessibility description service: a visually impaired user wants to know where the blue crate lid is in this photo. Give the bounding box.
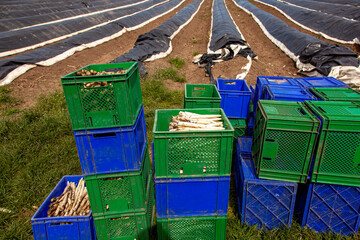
[264,85,316,101]
[294,77,349,88]
[236,136,252,155]
[216,78,252,94]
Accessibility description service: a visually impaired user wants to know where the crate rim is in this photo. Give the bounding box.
[305,101,360,122]
[184,83,221,100]
[152,108,234,134]
[215,78,252,94]
[61,62,138,84]
[31,175,92,222]
[265,85,316,100]
[309,87,360,101]
[295,77,349,88]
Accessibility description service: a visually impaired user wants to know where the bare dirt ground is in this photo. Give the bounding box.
[5,0,358,109]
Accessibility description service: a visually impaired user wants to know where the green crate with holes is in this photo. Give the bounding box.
[61,62,142,130]
[309,87,360,103]
[85,145,151,217]
[305,101,360,187]
[229,118,247,138]
[153,108,234,178]
[184,84,221,109]
[252,100,320,183]
[157,215,227,240]
[93,180,155,240]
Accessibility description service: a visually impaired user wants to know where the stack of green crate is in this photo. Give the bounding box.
[252,100,320,183]
[305,101,360,186]
[61,62,154,240]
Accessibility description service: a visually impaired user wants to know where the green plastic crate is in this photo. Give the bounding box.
[93,180,155,240]
[85,145,151,217]
[184,84,221,109]
[153,108,234,178]
[252,100,320,183]
[229,118,247,138]
[157,215,227,240]
[61,62,142,130]
[305,101,360,187]
[310,87,360,103]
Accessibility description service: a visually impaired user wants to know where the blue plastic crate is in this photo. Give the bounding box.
[247,113,254,136]
[250,84,255,103]
[234,141,297,230]
[294,77,349,89]
[253,76,300,113]
[236,136,252,155]
[31,175,96,240]
[74,105,147,175]
[154,175,230,218]
[216,78,251,118]
[296,182,360,235]
[263,85,317,102]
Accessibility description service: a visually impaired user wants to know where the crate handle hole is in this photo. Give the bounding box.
[263,157,272,161]
[180,167,183,174]
[194,87,206,91]
[83,82,108,88]
[265,139,275,142]
[94,132,116,138]
[106,204,109,210]
[50,222,73,226]
[111,217,130,220]
[104,177,124,181]
[224,81,236,85]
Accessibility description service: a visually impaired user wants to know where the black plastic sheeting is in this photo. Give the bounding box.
[254,0,360,43]
[233,0,359,76]
[112,0,203,75]
[280,0,360,21]
[198,0,256,83]
[0,0,162,55]
[0,0,144,32]
[0,0,184,84]
[307,0,360,7]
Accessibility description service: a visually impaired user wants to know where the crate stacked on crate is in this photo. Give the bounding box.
[309,87,360,103]
[184,84,221,109]
[60,62,154,240]
[234,137,298,229]
[152,108,234,240]
[215,78,251,139]
[294,101,360,236]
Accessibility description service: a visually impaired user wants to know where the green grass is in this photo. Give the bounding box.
[153,67,186,83]
[193,51,200,56]
[169,57,185,69]
[1,76,359,239]
[0,86,21,117]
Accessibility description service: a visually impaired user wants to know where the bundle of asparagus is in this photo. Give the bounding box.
[47,178,90,217]
[169,111,225,131]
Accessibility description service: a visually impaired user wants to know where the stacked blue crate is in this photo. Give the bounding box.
[294,77,349,89]
[234,137,298,230]
[263,85,317,102]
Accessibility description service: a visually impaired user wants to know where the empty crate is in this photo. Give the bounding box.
[235,140,297,230]
[252,100,320,183]
[309,87,360,103]
[157,215,227,240]
[295,77,349,88]
[253,76,300,113]
[305,101,360,187]
[93,181,155,240]
[296,182,360,235]
[85,146,151,216]
[153,108,234,178]
[154,176,230,218]
[31,175,96,240]
[184,84,221,109]
[61,62,143,130]
[216,78,251,118]
[263,85,316,102]
[74,106,147,175]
